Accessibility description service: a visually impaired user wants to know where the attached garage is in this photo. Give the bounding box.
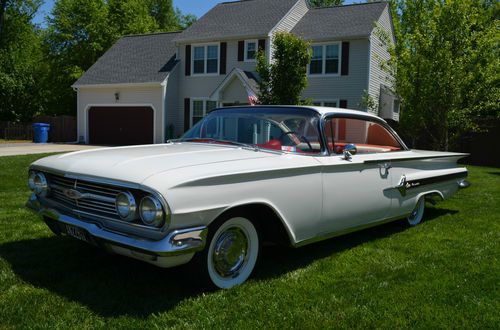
[88,106,154,145]
[72,32,181,145]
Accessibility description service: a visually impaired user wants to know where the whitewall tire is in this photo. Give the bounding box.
[407,197,425,226]
[202,216,260,289]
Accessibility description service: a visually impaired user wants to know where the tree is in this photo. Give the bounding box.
[256,32,311,105]
[147,0,179,31]
[381,0,499,150]
[175,9,197,29]
[308,0,343,7]
[0,0,45,121]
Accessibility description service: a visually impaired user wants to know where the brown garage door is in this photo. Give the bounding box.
[88,107,154,145]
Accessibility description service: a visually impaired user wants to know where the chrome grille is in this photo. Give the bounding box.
[47,173,121,220]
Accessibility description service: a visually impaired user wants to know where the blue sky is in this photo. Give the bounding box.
[34,0,356,27]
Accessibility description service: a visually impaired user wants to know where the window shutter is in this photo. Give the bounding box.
[220,42,227,75]
[238,41,244,62]
[341,42,349,76]
[184,98,190,131]
[185,45,191,76]
[339,100,348,108]
[258,39,266,52]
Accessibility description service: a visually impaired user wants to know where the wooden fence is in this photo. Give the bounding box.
[32,115,77,142]
[459,119,500,167]
[0,122,33,141]
[0,115,77,143]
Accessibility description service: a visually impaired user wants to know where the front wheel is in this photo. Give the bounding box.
[197,216,260,289]
[407,197,425,226]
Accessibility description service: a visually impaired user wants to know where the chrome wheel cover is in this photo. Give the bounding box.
[212,227,249,278]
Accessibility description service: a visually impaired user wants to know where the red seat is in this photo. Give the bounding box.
[257,139,282,150]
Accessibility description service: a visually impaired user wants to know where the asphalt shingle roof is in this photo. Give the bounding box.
[73,32,181,86]
[291,2,388,41]
[174,0,299,43]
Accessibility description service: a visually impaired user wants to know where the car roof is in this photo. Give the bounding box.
[218,105,384,122]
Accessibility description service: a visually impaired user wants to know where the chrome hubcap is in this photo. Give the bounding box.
[212,227,248,278]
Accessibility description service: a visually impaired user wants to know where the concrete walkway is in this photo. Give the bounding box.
[0,143,105,157]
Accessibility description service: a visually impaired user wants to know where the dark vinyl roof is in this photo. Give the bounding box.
[74,32,181,86]
[174,0,299,43]
[291,2,388,41]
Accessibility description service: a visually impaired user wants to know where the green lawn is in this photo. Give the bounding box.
[0,154,498,329]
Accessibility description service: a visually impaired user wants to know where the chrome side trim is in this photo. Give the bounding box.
[364,154,470,164]
[395,170,468,196]
[27,193,207,257]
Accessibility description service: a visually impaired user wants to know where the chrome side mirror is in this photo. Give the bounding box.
[342,144,357,161]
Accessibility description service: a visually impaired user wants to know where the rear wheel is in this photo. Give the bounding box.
[407,197,425,226]
[196,216,260,289]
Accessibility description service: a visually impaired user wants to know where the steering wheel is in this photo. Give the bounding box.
[279,131,313,151]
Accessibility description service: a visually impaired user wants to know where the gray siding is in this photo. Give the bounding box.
[302,39,370,110]
[271,0,309,34]
[368,6,394,115]
[222,77,249,103]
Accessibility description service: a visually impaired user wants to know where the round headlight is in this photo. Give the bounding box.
[115,192,137,222]
[29,172,49,197]
[139,196,164,227]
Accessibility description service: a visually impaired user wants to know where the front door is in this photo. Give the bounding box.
[316,116,405,235]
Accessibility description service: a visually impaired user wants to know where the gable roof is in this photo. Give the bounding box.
[291,2,388,41]
[73,32,181,87]
[210,68,260,100]
[174,0,299,43]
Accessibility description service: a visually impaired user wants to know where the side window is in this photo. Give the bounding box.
[324,117,403,154]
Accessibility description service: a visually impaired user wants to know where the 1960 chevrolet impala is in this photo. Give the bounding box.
[26,106,469,288]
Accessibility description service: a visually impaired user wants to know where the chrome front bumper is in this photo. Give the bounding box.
[26,193,208,268]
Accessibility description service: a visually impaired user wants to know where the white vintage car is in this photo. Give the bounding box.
[26,106,469,288]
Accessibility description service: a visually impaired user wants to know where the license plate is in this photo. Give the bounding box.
[64,224,90,243]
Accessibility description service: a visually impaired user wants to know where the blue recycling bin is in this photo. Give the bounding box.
[32,123,50,143]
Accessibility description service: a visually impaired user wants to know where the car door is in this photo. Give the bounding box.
[315,116,405,235]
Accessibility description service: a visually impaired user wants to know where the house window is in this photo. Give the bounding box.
[192,100,218,126]
[245,40,257,61]
[309,43,340,75]
[393,99,400,113]
[192,44,219,75]
[207,100,218,113]
[310,46,323,74]
[192,100,205,125]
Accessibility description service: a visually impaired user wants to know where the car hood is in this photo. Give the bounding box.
[31,143,278,184]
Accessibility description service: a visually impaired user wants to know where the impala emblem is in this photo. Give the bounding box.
[63,188,83,200]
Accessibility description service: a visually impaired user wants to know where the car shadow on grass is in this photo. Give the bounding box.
[0,206,456,318]
[255,206,457,280]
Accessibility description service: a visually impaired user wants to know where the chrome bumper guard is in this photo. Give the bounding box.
[26,193,208,257]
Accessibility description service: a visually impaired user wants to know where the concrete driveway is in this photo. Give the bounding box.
[0,143,105,157]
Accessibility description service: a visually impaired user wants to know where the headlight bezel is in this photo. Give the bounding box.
[115,191,137,222]
[29,171,49,197]
[139,195,165,228]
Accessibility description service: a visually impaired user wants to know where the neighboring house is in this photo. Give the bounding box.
[73,0,398,145]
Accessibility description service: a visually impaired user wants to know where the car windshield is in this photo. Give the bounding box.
[180,107,322,154]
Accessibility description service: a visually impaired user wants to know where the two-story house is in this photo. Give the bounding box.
[73,0,398,145]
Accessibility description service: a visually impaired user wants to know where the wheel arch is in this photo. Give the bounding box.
[420,190,445,204]
[210,202,295,246]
